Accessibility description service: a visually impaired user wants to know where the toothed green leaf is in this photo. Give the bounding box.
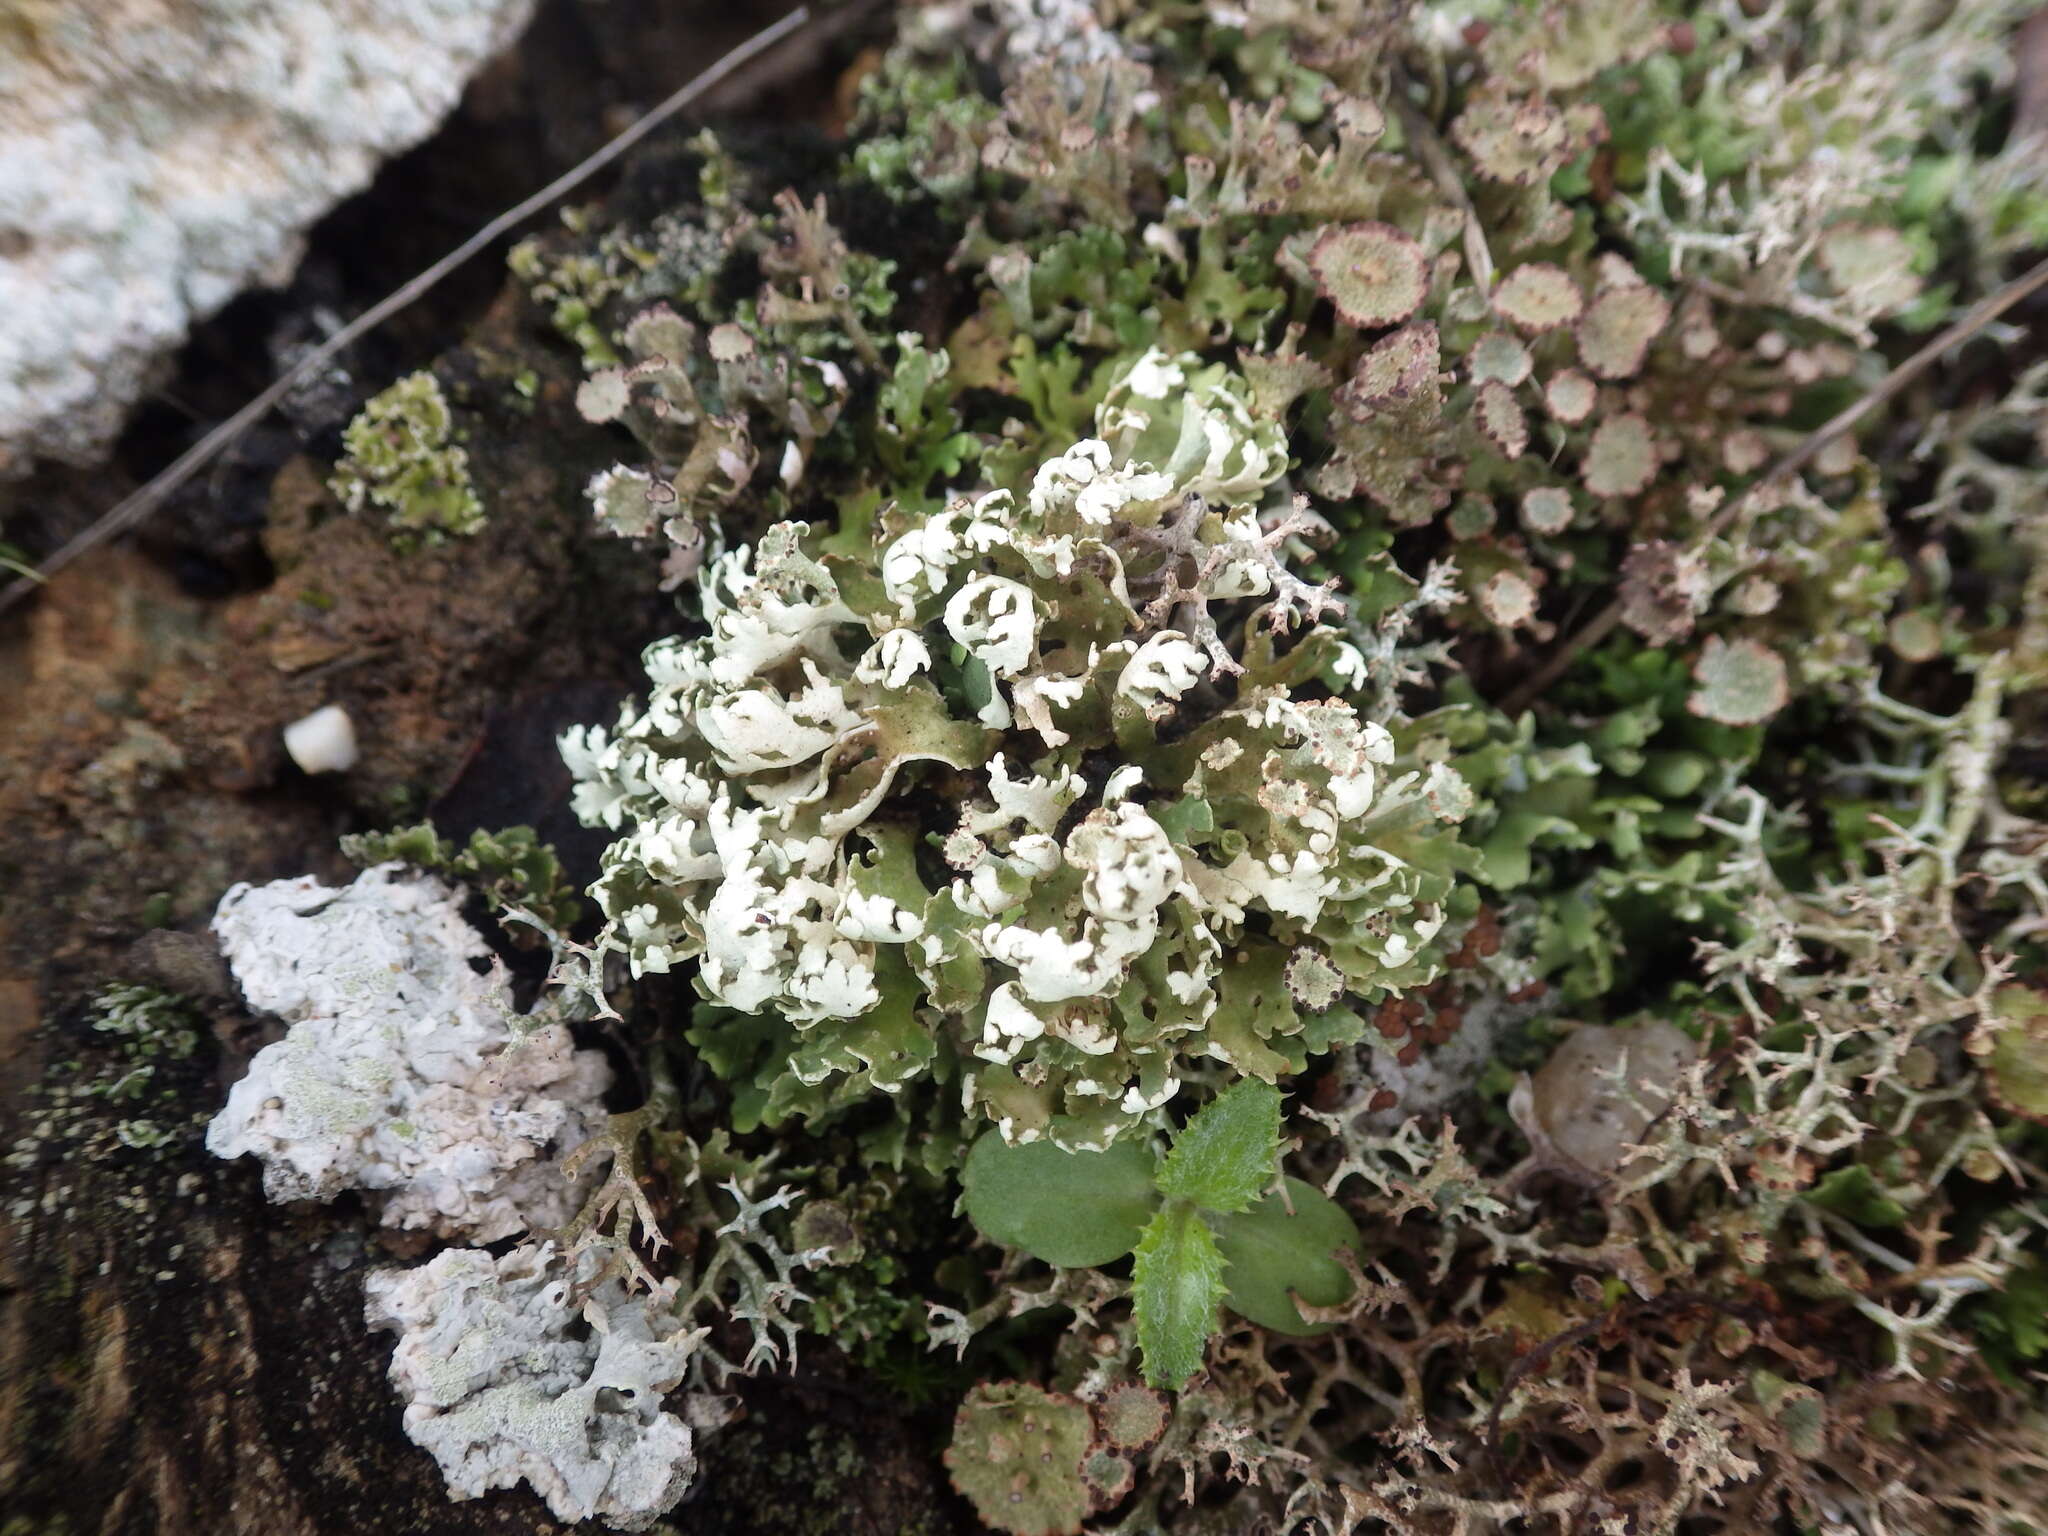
[1156,1078,1280,1214]
[1132,1201,1227,1390]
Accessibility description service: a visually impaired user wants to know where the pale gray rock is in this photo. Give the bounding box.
[0,0,537,474]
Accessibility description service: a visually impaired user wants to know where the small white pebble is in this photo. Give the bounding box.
[282,705,358,775]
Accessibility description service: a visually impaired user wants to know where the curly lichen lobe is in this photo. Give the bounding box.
[329,369,486,551]
[565,349,1470,1147]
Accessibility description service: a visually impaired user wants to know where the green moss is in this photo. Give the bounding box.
[338,821,581,935]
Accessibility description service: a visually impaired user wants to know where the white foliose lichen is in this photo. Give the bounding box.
[365,1241,703,1530]
[564,350,1470,1148]
[206,864,609,1240]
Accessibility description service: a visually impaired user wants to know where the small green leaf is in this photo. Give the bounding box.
[962,1131,1159,1267]
[1156,1078,1280,1214]
[1802,1165,1907,1229]
[1965,1258,2048,1384]
[1132,1202,1227,1390]
[1210,1178,1362,1335]
[960,656,996,718]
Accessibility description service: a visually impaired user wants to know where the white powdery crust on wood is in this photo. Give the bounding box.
[206,863,609,1241]
[365,1242,702,1530]
[0,0,537,474]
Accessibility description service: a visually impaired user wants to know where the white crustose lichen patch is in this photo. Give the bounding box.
[365,1241,704,1530]
[207,864,609,1241]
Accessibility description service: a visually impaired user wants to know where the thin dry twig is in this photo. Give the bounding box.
[1497,251,2048,719]
[1479,1289,1782,1494]
[0,3,815,618]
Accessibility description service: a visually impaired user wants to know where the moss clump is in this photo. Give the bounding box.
[6,986,210,1167]
[338,821,581,937]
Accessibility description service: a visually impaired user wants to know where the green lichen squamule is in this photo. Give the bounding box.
[329,370,485,551]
